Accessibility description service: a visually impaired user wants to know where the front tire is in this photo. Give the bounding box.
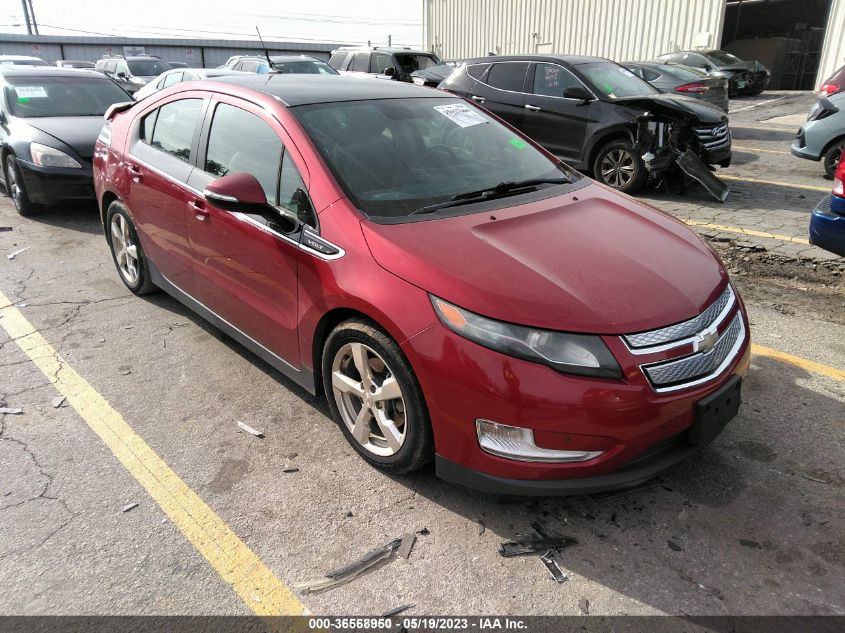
[322,319,433,474]
[592,139,647,194]
[4,154,39,217]
[106,201,156,295]
[823,141,843,179]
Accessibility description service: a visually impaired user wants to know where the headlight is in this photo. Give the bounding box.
[431,296,622,379]
[29,143,82,169]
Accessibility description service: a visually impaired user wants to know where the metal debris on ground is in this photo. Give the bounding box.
[397,532,416,559]
[0,407,23,415]
[667,540,684,551]
[51,396,66,408]
[477,519,485,536]
[118,367,132,376]
[237,421,264,437]
[417,527,430,536]
[500,521,576,584]
[122,502,139,513]
[295,538,402,594]
[579,597,590,614]
[382,604,414,617]
[0,227,12,232]
[14,303,26,308]
[7,247,30,260]
[282,467,299,473]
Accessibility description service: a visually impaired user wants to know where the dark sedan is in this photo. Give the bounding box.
[624,62,729,112]
[0,67,131,216]
[656,50,769,96]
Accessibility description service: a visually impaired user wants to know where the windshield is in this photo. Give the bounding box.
[705,51,742,66]
[272,60,338,75]
[293,97,576,219]
[577,62,659,98]
[127,59,172,76]
[658,64,707,80]
[4,75,129,117]
[394,53,441,74]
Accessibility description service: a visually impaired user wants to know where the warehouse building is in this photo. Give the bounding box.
[423,0,845,89]
[0,33,341,68]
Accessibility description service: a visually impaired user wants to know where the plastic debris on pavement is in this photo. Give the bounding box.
[7,246,30,260]
[237,421,264,437]
[122,502,139,513]
[295,538,403,594]
[499,521,576,584]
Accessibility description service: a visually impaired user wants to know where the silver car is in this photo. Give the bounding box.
[791,91,845,178]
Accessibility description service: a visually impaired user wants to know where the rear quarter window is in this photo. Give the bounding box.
[466,63,490,80]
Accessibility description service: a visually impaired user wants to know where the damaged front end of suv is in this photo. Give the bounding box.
[630,99,733,202]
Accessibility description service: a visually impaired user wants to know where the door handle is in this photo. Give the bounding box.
[188,200,209,221]
[470,95,485,103]
[525,104,541,112]
[127,163,142,183]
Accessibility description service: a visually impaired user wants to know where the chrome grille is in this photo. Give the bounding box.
[624,285,734,350]
[643,313,745,392]
[694,123,731,152]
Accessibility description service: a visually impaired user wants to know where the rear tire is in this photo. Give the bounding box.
[4,154,39,217]
[592,139,647,194]
[823,141,843,179]
[106,201,157,295]
[322,318,433,474]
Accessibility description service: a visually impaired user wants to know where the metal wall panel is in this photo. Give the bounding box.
[426,0,727,63]
[0,34,338,67]
[817,0,845,87]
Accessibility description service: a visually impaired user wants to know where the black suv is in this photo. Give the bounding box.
[328,46,441,82]
[440,55,732,195]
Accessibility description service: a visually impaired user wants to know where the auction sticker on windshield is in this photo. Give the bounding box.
[434,103,487,128]
[14,86,48,99]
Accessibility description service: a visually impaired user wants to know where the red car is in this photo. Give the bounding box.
[93,75,751,495]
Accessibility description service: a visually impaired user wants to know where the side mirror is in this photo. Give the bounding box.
[117,72,128,79]
[383,67,396,77]
[204,173,300,233]
[564,85,593,102]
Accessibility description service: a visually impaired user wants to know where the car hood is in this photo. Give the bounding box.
[411,64,455,83]
[614,93,726,123]
[21,116,105,160]
[361,183,728,334]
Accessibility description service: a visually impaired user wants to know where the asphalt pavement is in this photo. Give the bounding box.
[0,91,843,617]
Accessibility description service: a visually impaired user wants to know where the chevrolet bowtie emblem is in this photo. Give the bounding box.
[695,330,719,354]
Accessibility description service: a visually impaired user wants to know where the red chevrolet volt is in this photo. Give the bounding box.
[93,74,750,495]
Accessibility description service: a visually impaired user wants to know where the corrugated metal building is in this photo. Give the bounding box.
[424,0,845,89]
[0,33,342,67]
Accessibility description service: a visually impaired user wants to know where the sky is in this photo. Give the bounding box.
[0,0,424,47]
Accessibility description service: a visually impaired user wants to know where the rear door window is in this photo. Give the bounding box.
[351,53,370,73]
[162,72,183,88]
[204,103,282,204]
[486,62,529,92]
[146,98,203,162]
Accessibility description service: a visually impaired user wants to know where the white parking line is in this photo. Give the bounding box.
[730,96,788,113]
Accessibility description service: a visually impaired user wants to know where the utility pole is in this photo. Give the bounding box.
[27,0,39,35]
[20,0,31,35]
[388,34,392,47]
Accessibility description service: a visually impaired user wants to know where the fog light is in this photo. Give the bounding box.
[475,419,604,463]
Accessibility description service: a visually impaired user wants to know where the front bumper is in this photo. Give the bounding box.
[402,303,752,495]
[809,194,845,257]
[15,157,94,206]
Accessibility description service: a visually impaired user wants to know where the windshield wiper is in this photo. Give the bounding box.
[409,177,571,216]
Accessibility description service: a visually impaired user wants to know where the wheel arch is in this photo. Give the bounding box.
[100,190,120,233]
[586,126,637,173]
[311,307,380,397]
[821,134,845,158]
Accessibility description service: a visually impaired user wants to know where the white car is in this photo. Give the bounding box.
[132,68,245,100]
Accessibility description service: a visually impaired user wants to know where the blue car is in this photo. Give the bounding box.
[809,163,845,257]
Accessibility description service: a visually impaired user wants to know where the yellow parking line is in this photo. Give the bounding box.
[733,146,790,155]
[752,344,845,381]
[683,219,810,245]
[0,292,305,617]
[720,174,830,193]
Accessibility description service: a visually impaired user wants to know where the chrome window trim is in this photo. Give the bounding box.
[642,314,746,394]
[125,155,345,262]
[623,285,736,355]
[474,59,597,102]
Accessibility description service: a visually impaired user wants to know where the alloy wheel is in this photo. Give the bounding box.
[110,213,140,285]
[331,342,407,457]
[600,149,636,188]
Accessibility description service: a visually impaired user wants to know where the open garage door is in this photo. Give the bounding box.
[722,0,834,89]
